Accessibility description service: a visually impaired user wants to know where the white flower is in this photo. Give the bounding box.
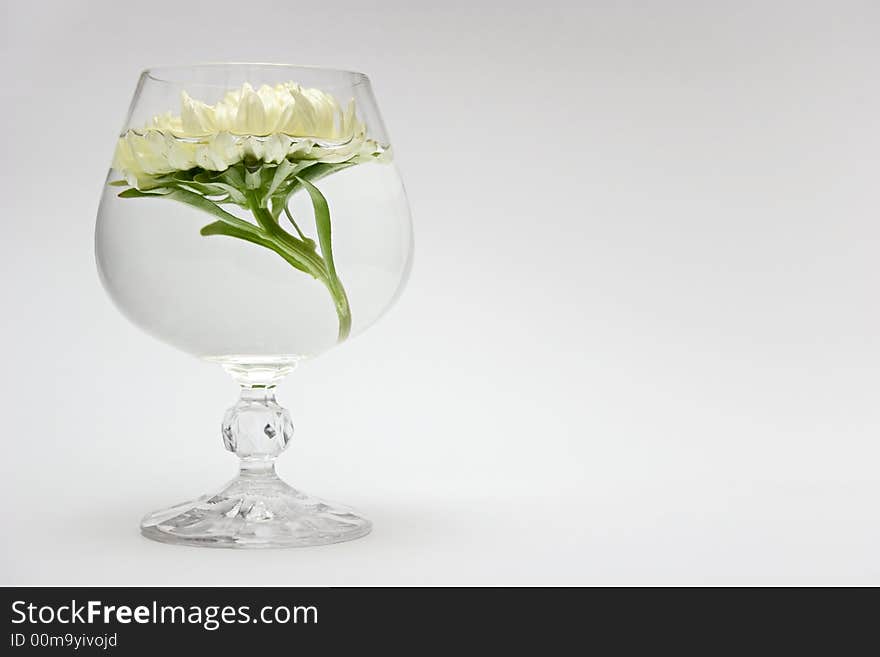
[113,82,386,187]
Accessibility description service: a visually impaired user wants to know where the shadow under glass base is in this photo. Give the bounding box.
[140,469,371,549]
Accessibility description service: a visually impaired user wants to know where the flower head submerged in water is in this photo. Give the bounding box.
[113,82,386,189]
[111,81,391,342]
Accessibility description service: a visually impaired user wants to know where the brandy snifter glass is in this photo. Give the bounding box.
[95,64,413,548]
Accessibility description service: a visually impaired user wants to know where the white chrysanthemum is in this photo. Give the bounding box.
[114,82,384,187]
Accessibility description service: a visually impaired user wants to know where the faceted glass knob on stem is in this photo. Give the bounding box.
[221,387,294,462]
[141,380,371,548]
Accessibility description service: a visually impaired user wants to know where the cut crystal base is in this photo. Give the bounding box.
[140,469,371,548]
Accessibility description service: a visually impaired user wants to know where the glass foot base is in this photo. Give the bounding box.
[140,470,371,548]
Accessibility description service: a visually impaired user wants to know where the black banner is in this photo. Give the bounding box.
[0,587,871,652]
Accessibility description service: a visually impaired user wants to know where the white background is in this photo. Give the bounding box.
[1,1,878,584]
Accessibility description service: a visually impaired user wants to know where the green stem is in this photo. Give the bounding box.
[244,191,352,342]
[326,278,351,341]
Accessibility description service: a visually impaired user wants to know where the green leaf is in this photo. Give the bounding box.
[267,159,297,198]
[118,188,170,198]
[165,188,258,233]
[118,184,257,234]
[108,179,129,187]
[294,176,352,342]
[271,161,319,196]
[176,180,247,205]
[192,170,221,183]
[298,160,357,185]
[142,172,188,189]
[220,165,246,189]
[295,176,339,281]
[200,221,314,277]
[269,193,288,221]
[278,161,356,217]
[199,220,246,238]
[289,175,352,340]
